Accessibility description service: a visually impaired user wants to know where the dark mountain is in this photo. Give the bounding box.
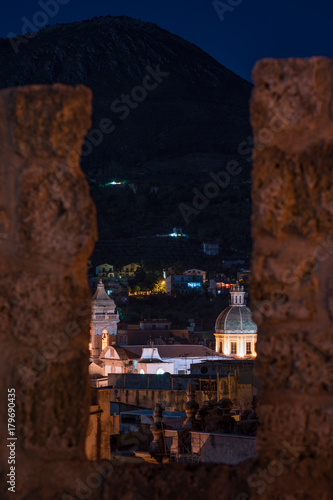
[0,16,253,265]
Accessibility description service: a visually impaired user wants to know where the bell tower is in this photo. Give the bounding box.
[90,279,119,358]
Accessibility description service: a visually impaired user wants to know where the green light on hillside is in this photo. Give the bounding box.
[98,180,127,187]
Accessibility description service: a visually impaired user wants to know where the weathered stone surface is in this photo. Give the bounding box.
[255,325,333,393]
[257,401,333,463]
[8,84,91,159]
[0,84,98,498]
[18,161,96,261]
[251,145,333,239]
[251,57,333,152]
[250,57,333,498]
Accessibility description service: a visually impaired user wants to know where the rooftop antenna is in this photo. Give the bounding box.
[147,336,154,347]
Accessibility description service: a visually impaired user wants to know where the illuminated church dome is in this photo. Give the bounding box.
[214,284,257,357]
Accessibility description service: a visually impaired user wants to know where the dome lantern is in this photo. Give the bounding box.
[230,283,246,306]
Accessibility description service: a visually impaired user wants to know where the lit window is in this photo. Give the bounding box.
[140,369,145,374]
[230,342,237,354]
[188,282,201,288]
[156,368,164,375]
[246,342,252,354]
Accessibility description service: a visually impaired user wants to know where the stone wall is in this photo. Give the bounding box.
[109,387,208,411]
[108,384,255,411]
[86,390,111,461]
[0,84,99,498]
[250,56,333,499]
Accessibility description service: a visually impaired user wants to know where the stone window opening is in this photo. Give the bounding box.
[1,59,331,498]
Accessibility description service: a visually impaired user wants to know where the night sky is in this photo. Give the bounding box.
[2,0,333,82]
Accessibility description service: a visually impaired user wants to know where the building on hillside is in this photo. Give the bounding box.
[214,284,257,357]
[121,262,140,277]
[237,269,251,284]
[203,242,219,256]
[222,259,245,266]
[90,280,119,359]
[103,278,129,301]
[94,262,140,281]
[96,263,115,277]
[184,269,207,283]
[166,274,204,294]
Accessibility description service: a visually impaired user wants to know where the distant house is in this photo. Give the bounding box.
[95,262,140,279]
[166,274,204,294]
[121,262,141,277]
[237,269,251,283]
[184,269,207,283]
[203,243,219,256]
[96,263,115,277]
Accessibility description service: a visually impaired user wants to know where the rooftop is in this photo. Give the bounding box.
[123,345,227,360]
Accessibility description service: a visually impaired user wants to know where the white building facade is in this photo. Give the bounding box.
[94,345,226,376]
